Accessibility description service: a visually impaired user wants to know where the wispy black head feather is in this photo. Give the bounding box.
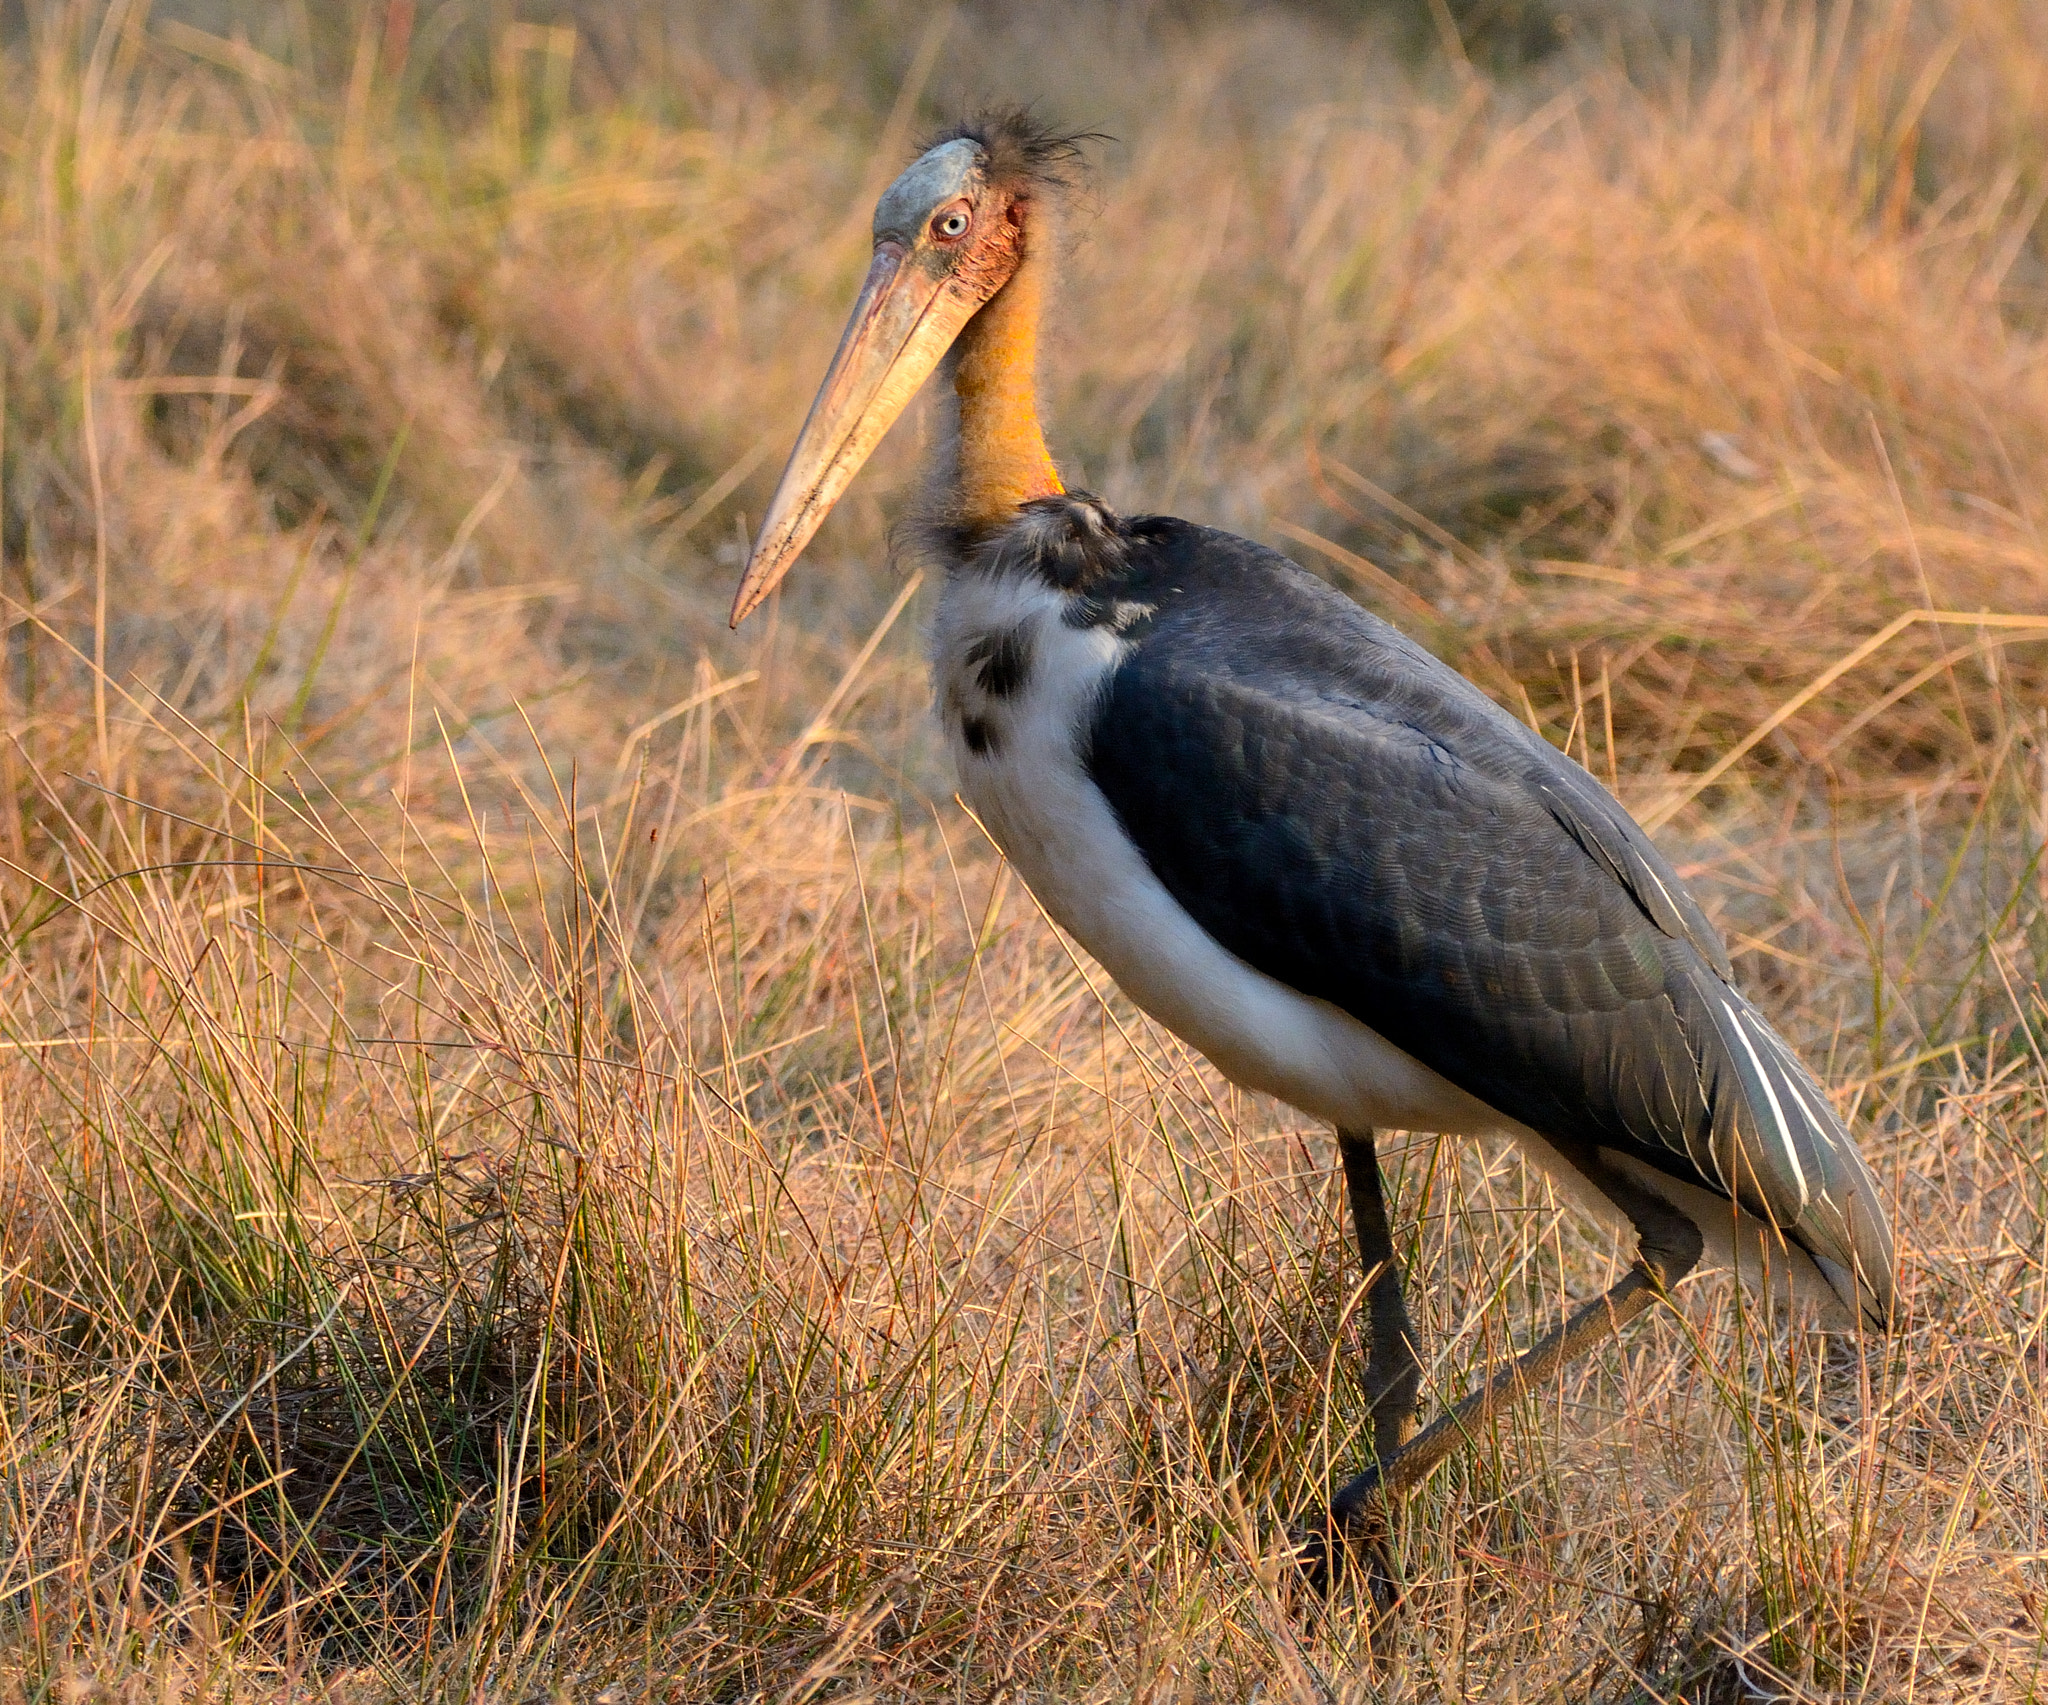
[921,107,1106,193]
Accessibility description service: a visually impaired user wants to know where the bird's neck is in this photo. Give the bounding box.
[949,240,1062,528]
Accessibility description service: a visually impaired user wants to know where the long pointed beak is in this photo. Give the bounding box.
[730,243,986,626]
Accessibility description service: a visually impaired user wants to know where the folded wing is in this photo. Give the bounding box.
[1086,521,1894,1326]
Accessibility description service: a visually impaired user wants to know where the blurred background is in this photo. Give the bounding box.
[1,1,2046,1698]
[10,0,2048,814]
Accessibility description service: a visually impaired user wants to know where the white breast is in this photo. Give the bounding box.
[929,569,1522,1141]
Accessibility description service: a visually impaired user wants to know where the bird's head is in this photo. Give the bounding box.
[729,112,1088,625]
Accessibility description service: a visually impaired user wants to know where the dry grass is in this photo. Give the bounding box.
[1,1,2046,1698]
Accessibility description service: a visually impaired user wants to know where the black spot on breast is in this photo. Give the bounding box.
[961,714,996,756]
[966,626,1033,698]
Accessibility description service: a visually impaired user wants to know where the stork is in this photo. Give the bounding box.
[727,112,1896,1595]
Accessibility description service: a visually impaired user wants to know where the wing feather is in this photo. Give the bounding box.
[1084,518,1894,1325]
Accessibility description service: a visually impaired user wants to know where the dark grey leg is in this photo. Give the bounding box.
[1293,1128,1423,1609]
[1336,1127,1421,1464]
[1315,1150,1705,1593]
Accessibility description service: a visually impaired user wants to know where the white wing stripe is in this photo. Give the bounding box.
[1752,1016,1841,1147]
[1777,1066,1842,1158]
[1721,997,1810,1213]
[1634,855,1682,921]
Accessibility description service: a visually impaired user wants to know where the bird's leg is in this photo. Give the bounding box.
[1293,1129,1424,1607]
[1323,1157,1704,1570]
[1336,1127,1421,1462]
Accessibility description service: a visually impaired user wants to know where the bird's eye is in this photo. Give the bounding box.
[932,208,970,241]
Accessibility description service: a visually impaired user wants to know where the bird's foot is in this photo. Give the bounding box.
[1289,1470,1403,1615]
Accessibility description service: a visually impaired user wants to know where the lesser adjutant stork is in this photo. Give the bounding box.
[728,112,1895,1593]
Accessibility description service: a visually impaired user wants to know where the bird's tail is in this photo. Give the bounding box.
[1687,969,1896,1330]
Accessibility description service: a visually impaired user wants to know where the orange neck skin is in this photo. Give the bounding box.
[949,227,1063,528]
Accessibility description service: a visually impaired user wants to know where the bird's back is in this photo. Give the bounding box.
[942,497,1894,1327]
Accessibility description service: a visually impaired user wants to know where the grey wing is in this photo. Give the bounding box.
[1088,527,1895,1324]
